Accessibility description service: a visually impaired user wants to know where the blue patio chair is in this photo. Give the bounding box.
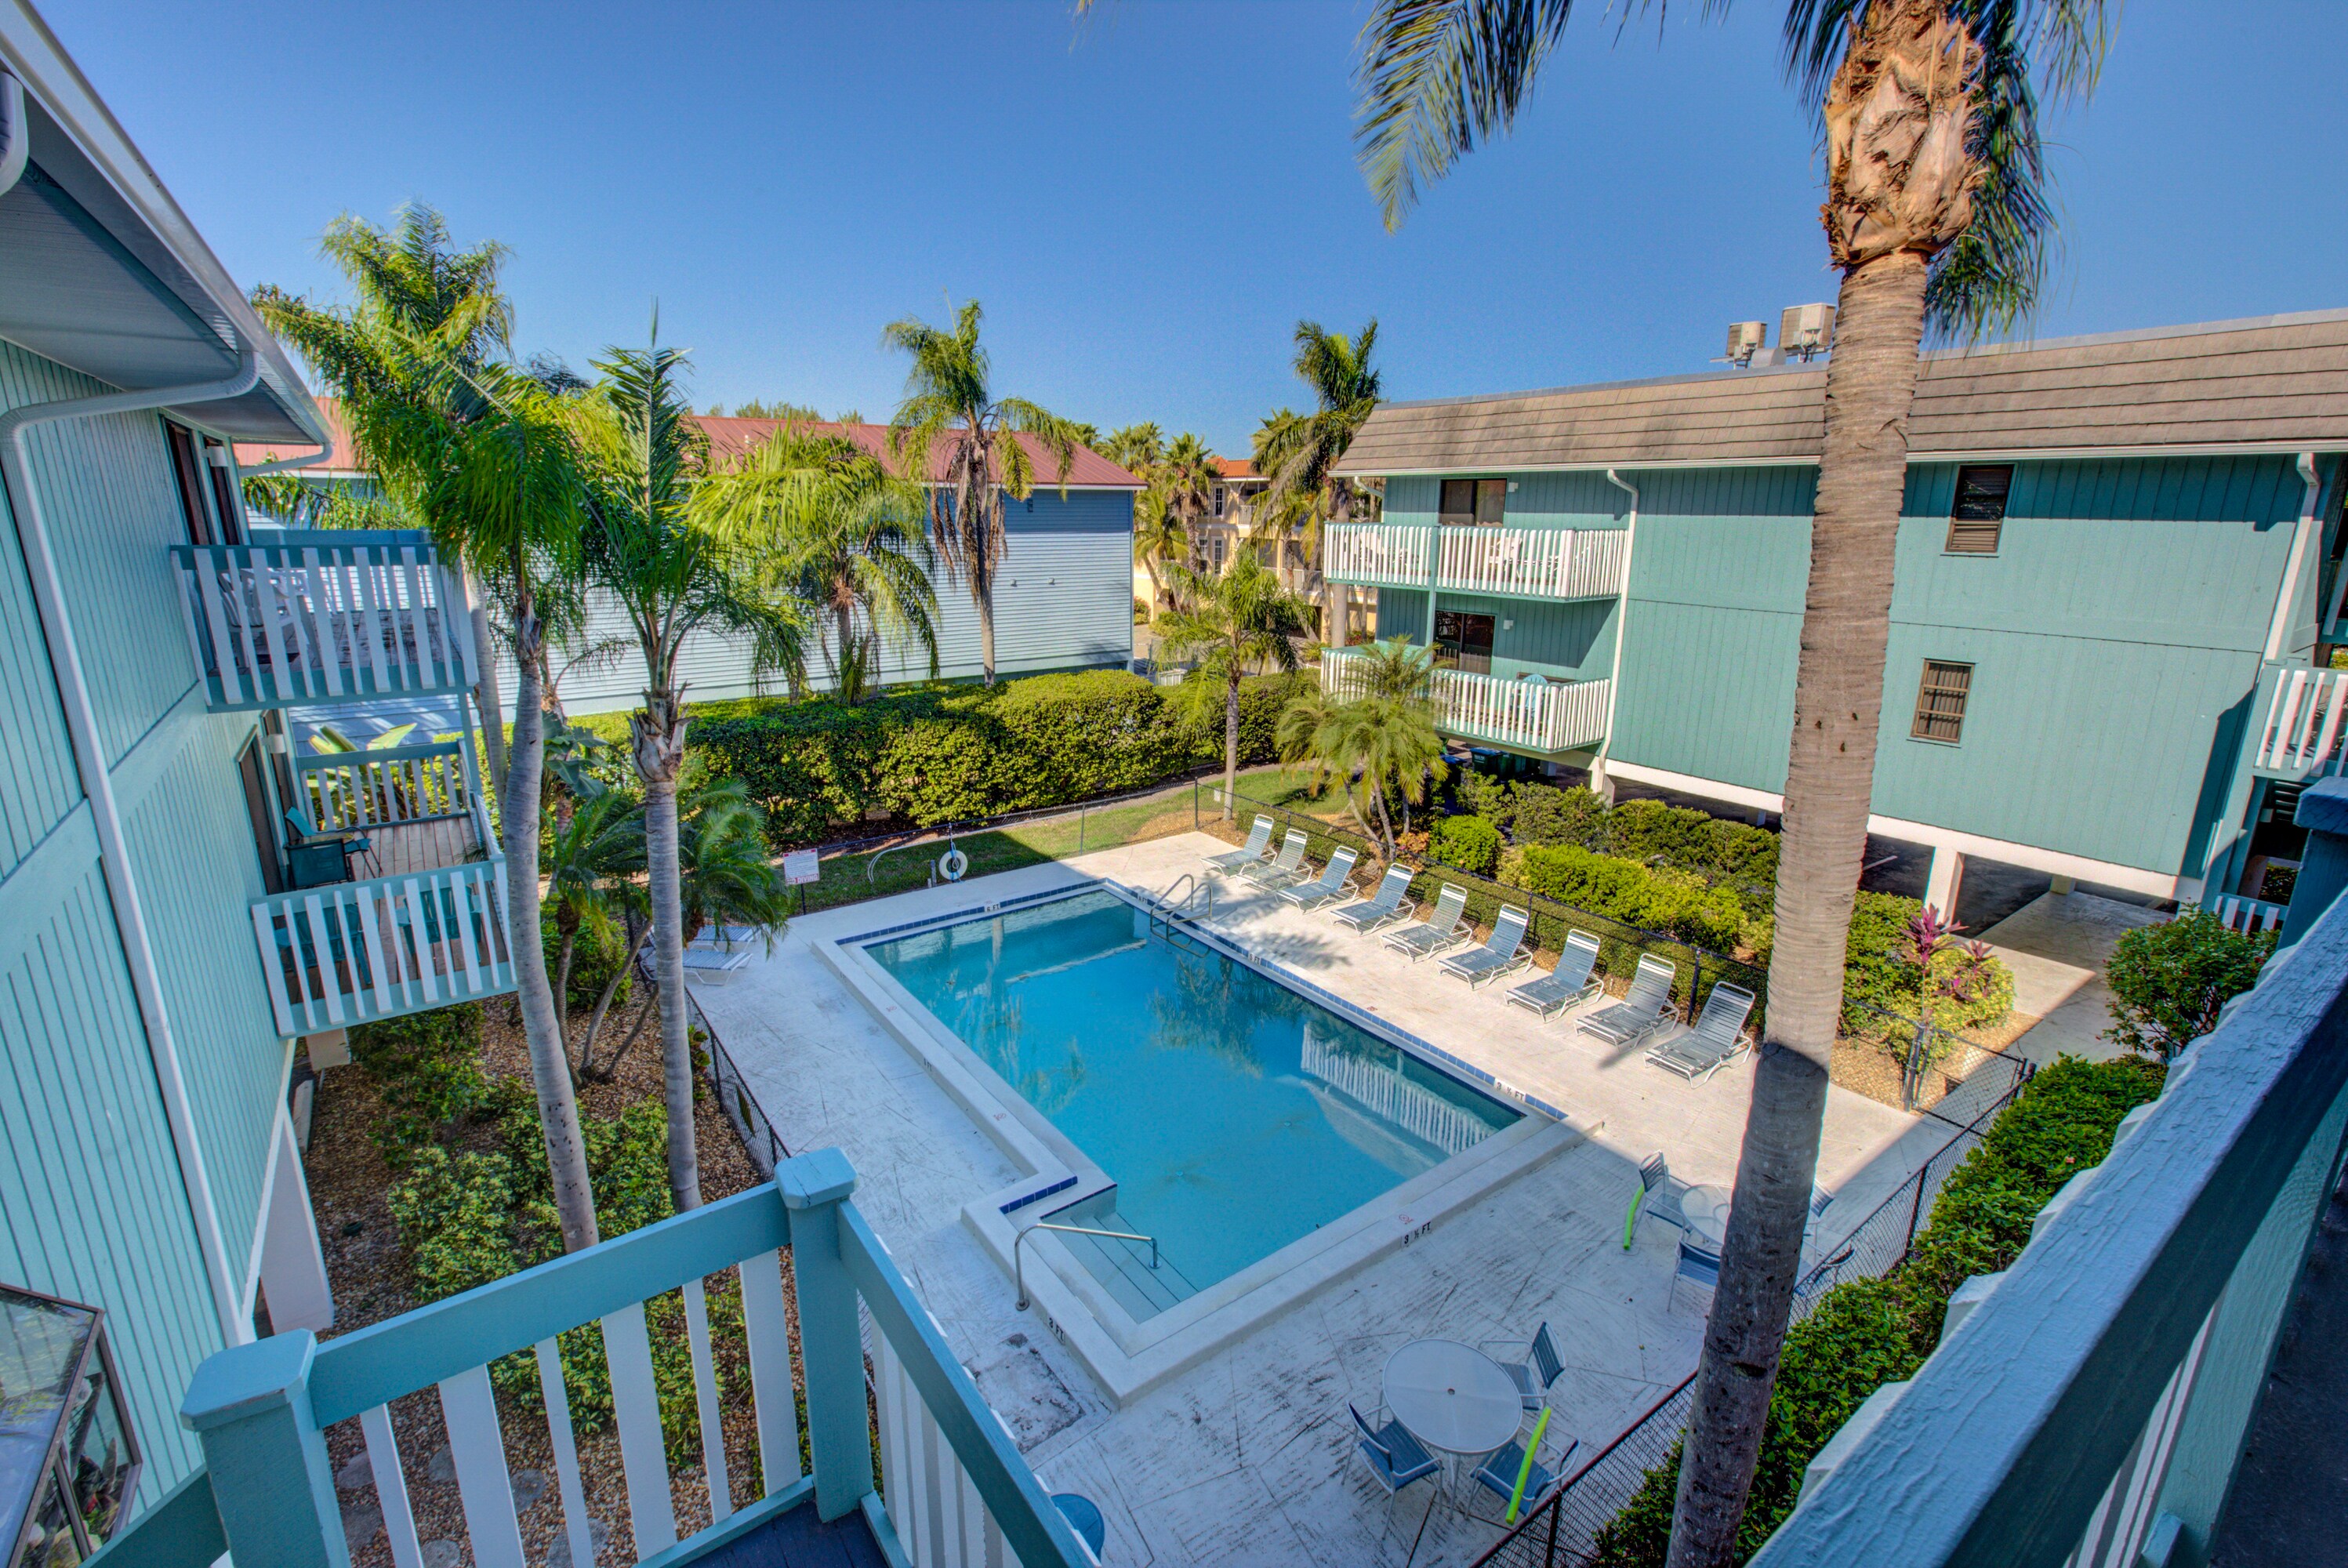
[1052,1494,1107,1564]
[1279,845,1359,910]
[1239,828,1311,888]
[1329,863,1414,934]
[1622,1152,1691,1250]
[1349,1402,1441,1499]
[1669,1236,1721,1312]
[1481,1321,1566,1414]
[1205,815,1273,876]
[1645,982,1758,1080]
[1577,953,1680,1048]
[1439,905,1532,986]
[1470,1425,1580,1521]
[1504,929,1604,1019]
[1381,884,1471,961]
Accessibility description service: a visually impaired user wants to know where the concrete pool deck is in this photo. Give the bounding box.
[691,833,1949,1566]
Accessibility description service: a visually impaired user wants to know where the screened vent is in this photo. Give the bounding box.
[1945,465,2012,554]
[1912,660,1973,743]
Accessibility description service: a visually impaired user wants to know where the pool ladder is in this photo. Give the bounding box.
[1145,873,1213,936]
[1014,1221,1160,1311]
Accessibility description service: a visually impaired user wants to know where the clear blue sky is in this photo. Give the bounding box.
[41,0,2348,457]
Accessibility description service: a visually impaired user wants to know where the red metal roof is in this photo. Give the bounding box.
[699,416,1142,487]
[233,396,361,473]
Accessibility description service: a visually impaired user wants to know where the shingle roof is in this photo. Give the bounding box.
[234,402,1144,488]
[1334,310,2348,474]
[699,416,1142,487]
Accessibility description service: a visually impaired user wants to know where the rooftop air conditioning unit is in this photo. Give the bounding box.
[1723,321,1768,366]
[1780,303,1837,360]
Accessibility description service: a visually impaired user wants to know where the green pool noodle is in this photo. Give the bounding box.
[1507,1408,1551,1524]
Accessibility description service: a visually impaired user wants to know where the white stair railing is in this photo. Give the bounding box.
[2252,663,2348,775]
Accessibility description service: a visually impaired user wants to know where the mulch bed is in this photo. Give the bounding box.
[304,987,790,1568]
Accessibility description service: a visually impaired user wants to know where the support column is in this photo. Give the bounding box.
[258,1112,334,1334]
[180,1330,344,1568]
[779,1148,874,1522]
[1925,844,1967,921]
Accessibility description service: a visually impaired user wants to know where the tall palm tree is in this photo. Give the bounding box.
[884,301,1085,684]
[1156,555,1315,818]
[1254,321,1384,640]
[1098,422,1165,477]
[255,209,604,1255]
[1157,433,1221,572]
[1352,3,2111,1559]
[701,426,939,701]
[1132,488,1190,618]
[575,335,808,1211]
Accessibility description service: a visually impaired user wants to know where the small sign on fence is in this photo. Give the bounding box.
[782,849,821,885]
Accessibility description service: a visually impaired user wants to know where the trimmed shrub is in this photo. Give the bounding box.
[1504,785,1778,895]
[1502,842,1754,958]
[2103,908,2275,1060]
[1586,1056,2165,1566]
[1429,814,1503,877]
[347,1004,488,1164]
[1511,782,1609,852]
[1840,891,2017,1042]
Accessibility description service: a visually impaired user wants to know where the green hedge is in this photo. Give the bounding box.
[687,670,1302,844]
[1470,781,1780,895]
[1586,1054,2167,1565]
[1428,814,1502,877]
[1500,842,1761,961]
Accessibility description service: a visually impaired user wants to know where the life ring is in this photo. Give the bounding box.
[938,846,969,882]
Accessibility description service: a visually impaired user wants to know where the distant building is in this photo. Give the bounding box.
[1136,456,1375,637]
[1330,312,2348,917]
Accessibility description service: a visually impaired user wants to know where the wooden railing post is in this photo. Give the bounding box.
[179,1330,346,1568]
[778,1148,875,1522]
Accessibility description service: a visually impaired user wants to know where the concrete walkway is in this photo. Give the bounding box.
[690,833,1950,1566]
[1975,891,2167,1064]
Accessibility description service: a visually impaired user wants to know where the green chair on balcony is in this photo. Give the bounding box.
[281,807,371,889]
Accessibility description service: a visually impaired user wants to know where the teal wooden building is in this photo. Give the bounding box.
[1330,314,2348,923]
[0,8,512,1511]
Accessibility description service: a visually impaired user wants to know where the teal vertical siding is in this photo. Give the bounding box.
[0,860,217,1493]
[1381,469,1630,530]
[0,342,294,1504]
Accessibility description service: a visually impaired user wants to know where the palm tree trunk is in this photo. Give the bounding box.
[578,915,651,1080]
[978,580,997,686]
[633,693,700,1211]
[1221,671,1241,821]
[465,568,507,797]
[503,592,598,1253]
[1666,249,1929,1568]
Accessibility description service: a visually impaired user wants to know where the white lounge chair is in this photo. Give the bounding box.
[1239,828,1310,887]
[1505,929,1604,1018]
[1330,864,1414,934]
[1439,906,1532,987]
[1205,815,1273,876]
[1578,953,1679,1047]
[1646,982,1757,1080]
[1279,845,1359,910]
[1382,884,1471,961]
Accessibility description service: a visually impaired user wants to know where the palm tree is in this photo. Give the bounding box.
[1254,321,1383,640]
[1157,433,1221,572]
[575,335,809,1211]
[1279,637,1446,856]
[1352,3,2110,1559]
[543,786,648,1076]
[1098,422,1165,477]
[884,301,1085,684]
[1132,489,1190,619]
[1156,554,1314,818]
[700,426,939,702]
[255,209,604,1255]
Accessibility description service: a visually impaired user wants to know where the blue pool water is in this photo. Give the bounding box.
[865,888,1520,1314]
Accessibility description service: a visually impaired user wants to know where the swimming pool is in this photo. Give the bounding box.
[864,887,1522,1318]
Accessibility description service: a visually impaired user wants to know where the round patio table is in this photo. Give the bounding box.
[1682,1185,1735,1250]
[1382,1339,1522,1479]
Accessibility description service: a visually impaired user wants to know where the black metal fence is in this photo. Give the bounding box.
[1468,1050,2034,1568]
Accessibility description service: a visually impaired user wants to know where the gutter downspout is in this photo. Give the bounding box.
[0,349,263,1346]
[2263,452,2324,662]
[0,68,26,198]
[1593,469,1640,800]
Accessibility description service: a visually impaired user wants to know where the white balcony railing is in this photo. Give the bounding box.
[170,529,477,711]
[1323,648,1609,754]
[2250,661,2348,778]
[1322,521,1433,587]
[250,858,514,1035]
[1435,524,1629,600]
[1323,522,1630,601]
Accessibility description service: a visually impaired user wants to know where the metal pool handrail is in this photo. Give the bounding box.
[1015,1221,1159,1310]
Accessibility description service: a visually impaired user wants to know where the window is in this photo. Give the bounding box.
[1912,660,1973,742]
[1439,477,1507,526]
[1433,609,1496,674]
[201,437,245,545]
[1213,485,1227,518]
[1944,465,2012,554]
[164,420,215,545]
